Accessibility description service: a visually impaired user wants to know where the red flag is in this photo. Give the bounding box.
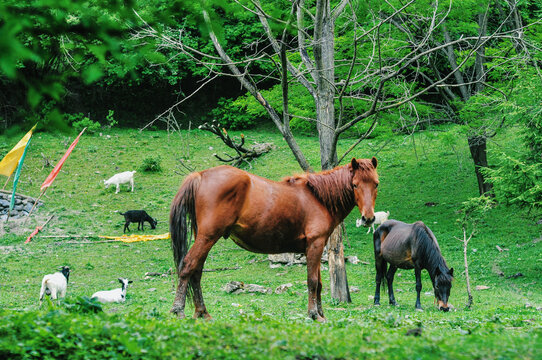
[40,128,86,192]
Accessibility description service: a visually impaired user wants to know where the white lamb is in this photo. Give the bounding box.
[104,171,136,194]
[356,211,390,234]
[91,278,133,303]
[39,266,70,305]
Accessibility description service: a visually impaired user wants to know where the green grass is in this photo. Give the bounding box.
[0,127,540,359]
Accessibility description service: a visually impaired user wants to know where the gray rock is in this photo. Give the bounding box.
[274,283,293,294]
[223,281,244,294]
[14,205,23,211]
[0,199,9,207]
[23,203,33,213]
[244,284,272,294]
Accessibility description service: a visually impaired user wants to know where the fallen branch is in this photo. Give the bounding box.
[203,266,242,272]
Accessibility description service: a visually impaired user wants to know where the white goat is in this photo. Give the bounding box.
[39,266,70,305]
[91,278,133,303]
[356,211,390,234]
[104,171,136,194]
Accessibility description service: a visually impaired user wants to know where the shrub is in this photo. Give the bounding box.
[65,113,101,134]
[139,155,162,172]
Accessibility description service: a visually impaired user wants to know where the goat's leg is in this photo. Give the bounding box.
[124,222,130,233]
[130,178,134,192]
[39,285,46,305]
[386,265,398,306]
[415,267,423,310]
[115,184,120,194]
[50,288,58,305]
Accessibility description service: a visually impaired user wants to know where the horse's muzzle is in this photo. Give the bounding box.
[439,306,450,312]
[360,215,375,227]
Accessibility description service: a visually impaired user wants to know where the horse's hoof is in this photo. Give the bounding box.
[311,314,327,323]
[374,303,381,306]
[193,311,213,320]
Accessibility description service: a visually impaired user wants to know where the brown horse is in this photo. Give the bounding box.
[373,220,453,311]
[170,157,379,322]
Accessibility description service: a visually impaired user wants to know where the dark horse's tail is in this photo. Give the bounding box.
[170,172,201,273]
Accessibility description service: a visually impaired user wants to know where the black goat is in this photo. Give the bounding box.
[120,210,158,233]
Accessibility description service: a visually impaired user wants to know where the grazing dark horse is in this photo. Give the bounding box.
[373,220,453,311]
[170,157,379,322]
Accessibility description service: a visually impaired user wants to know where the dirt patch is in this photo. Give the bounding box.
[0,214,50,237]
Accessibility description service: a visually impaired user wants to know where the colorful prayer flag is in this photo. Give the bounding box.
[10,136,33,211]
[0,124,37,177]
[40,128,86,192]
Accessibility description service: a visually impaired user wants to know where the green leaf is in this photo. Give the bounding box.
[82,64,104,84]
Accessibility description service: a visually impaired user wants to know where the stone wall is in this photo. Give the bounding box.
[0,190,43,221]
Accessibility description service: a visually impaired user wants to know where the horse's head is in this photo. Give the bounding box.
[434,267,454,311]
[350,157,379,227]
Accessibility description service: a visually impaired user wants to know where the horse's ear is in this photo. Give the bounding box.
[371,157,378,169]
[350,157,359,170]
[449,268,454,277]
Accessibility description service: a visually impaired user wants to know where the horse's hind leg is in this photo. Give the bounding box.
[415,267,423,310]
[172,234,217,320]
[386,265,398,306]
[374,259,387,306]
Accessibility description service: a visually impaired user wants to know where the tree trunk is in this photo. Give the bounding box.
[313,0,350,303]
[463,228,473,309]
[468,135,493,196]
[328,225,351,302]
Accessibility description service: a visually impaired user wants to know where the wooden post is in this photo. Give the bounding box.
[2,175,11,190]
[23,190,45,224]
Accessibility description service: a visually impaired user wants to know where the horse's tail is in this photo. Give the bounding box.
[170,172,201,273]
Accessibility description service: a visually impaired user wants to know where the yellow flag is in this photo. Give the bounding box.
[0,124,37,177]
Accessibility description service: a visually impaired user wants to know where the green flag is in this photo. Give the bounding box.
[10,136,33,212]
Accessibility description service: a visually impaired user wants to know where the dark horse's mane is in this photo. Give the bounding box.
[283,159,375,216]
[413,222,452,281]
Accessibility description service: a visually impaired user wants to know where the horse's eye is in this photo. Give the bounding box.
[375,183,379,188]
[353,184,358,189]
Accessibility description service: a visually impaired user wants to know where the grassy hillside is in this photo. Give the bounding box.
[0,126,540,359]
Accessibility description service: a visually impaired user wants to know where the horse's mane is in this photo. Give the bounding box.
[283,160,375,216]
[413,222,451,281]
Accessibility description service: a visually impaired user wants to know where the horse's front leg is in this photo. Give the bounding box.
[415,267,422,310]
[316,269,324,318]
[306,238,326,322]
[386,265,398,306]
